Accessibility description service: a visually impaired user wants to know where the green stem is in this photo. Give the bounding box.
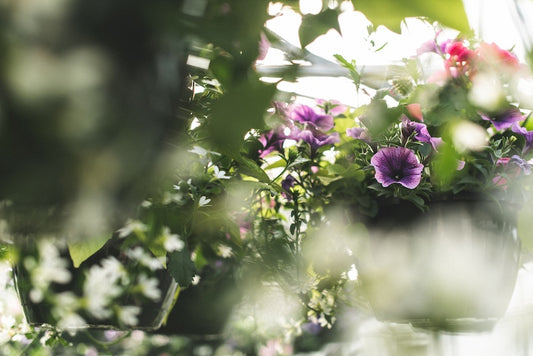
[18,329,44,356]
[83,330,132,349]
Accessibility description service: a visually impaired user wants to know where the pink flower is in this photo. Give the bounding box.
[477,42,519,69]
[406,103,423,121]
[443,40,475,77]
[316,99,347,116]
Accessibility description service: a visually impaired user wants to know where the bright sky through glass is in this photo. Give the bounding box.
[260,1,530,107]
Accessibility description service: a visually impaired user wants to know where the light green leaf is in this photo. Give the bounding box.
[352,0,470,33]
[68,236,110,268]
[299,9,341,48]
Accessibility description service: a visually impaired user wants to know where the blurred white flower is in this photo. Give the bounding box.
[162,228,184,252]
[137,274,161,301]
[468,71,505,112]
[84,257,125,319]
[198,196,211,207]
[217,244,233,258]
[27,240,71,303]
[451,120,489,152]
[188,145,208,156]
[126,247,163,271]
[57,312,86,330]
[118,305,140,326]
[117,219,148,238]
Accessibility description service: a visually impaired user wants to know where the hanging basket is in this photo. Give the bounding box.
[358,198,521,332]
[13,237,178,331]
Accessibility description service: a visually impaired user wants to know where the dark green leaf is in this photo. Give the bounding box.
[299,9,341,48]
[209,79,277,153]
[168,246,196,288]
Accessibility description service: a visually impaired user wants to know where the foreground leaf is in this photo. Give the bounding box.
[352,0,470,33]
[299,9,341,48]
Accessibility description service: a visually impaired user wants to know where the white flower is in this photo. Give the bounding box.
[117,219,148,238]
[188,145,208,156]
[213,166,231,180]
[198,196,211,207]
[57,313,86,330]
[118,305,140,326]
[347,264,359,281]
[137,274,161,301]
[161,227,184,252]
[192,275,201,285]
[27,240,71,302]
[84,257,125,319]
[141,200,152,208]
[126,247,163,271]
[217,245,233,258]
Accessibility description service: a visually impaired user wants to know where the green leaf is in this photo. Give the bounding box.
[168,246,196,288]
[432,142,460,188]
[352,0,470,33]
[288,156,311,169]
[333,54,360,89]
[209,78,277,153]
[299,9,341,48]
[234,154,271,182]
[68,236,110,268]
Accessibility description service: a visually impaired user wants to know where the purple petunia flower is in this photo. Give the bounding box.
[258,129,287,158]
[512,122,533,154]
[481,107,525,131]
[509,155,532,175]
[291,105,334,132]
[493,155,531,187]
[400,115,442,150]
[281,174,297,200]
[346,127,370,142]
[370,147,424,189]
[293,128,340,150]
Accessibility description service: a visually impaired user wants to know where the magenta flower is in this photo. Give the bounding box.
[370,147,424,189]
[291,105,334,132]
[512,122,533,153]
[400,115,442,150]
[443,41,475,77]
[481,108,524,131]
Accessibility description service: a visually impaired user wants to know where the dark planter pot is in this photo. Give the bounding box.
[358,199,521,332]
[13,237,178,330]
